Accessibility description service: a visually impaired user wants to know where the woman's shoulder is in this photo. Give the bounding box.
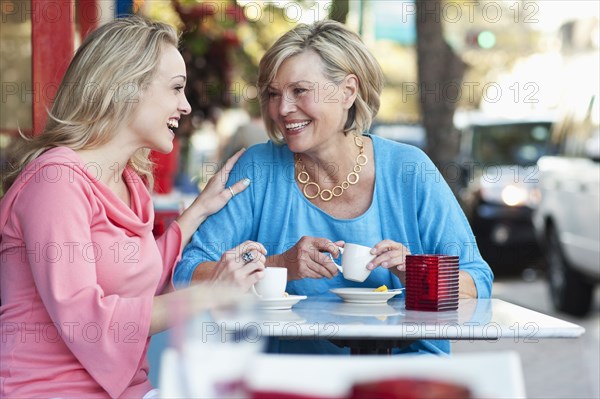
[244,140,288,157]
[36,146,82,162]
[4,147,95,208]
[370,134,430,162]
[12,147,91,189]
[234,140,291,185]
[238,140,291,168]
[1,148,94,231]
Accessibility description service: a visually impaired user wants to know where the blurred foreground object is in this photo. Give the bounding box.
[350,378,471,399]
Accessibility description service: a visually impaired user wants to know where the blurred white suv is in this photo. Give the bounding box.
[533,91,600,316]
[454,111,555,271]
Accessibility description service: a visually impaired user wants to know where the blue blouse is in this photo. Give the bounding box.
[175,135,493,354]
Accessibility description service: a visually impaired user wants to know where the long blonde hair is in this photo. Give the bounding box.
[257,20,384,144]
[3,16,179,192]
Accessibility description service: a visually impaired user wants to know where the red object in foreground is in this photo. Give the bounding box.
[250,378,472,399]
[350,378,472,399]
[250,392,336,399]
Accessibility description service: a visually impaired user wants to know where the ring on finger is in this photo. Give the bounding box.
[241,251,254,263]
[228,186,235,198]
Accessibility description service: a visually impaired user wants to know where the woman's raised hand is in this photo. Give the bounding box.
[175,148,250,249]
[189,148,250,219]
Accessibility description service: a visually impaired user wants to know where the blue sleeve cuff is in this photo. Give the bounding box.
[173,257,196,288]
[464,266,494,298]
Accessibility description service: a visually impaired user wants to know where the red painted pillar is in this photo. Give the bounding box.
[31,0,75,135]
[78,0,100,41]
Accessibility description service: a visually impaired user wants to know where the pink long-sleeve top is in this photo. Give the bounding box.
[0,147,183,398]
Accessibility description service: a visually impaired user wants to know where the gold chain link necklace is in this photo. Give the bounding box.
[295,135,368,202]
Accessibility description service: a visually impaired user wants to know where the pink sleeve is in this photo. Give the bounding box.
[14,168,152,398]
[154,221,183,293]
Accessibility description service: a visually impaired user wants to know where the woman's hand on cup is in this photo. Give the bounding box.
[210,240,267,291]
[281,236,343,280]
[368,240,411,281]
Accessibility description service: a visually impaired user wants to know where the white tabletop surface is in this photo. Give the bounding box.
[213,297,585,341]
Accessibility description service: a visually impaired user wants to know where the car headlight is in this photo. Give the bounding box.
[501,185,529,206]
[480,181,536,207]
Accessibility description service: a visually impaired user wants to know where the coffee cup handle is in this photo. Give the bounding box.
[328,246,344,273]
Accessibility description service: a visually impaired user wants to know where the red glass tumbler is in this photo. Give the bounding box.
[405,255,459,311]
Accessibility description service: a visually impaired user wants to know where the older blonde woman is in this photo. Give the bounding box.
[176,20,493,355]
[0,16,266,397]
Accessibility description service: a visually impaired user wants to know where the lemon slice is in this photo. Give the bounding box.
[374,285,388,292]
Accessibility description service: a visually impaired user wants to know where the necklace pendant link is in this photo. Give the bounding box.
[296,135,367,201]
[356,154,368,166]
[298,171,310,184]
[354,135,364,148]
[320,189,334,201]
[347,172,359,185]
[303,182,320,199]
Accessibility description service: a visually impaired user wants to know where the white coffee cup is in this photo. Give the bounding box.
[334,243,375,282]
[252,267,287,299]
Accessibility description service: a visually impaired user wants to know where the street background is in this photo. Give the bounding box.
[455,272,600,399]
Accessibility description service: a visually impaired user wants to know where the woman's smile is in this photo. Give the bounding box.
[284,120,312,135]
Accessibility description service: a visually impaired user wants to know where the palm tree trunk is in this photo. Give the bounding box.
[416,0,466,191]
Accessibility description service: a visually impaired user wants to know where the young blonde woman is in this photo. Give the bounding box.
[0,16,265,398]
[176,20,493,355]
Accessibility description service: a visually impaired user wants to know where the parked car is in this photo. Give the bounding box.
[454,112,555,270]
[533,91,600,316]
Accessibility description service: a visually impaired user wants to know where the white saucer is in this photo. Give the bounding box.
[330,288,403,304]
[257,295,307,310]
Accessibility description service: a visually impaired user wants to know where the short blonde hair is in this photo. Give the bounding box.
[258,20,384,144]
[3,16,179,192]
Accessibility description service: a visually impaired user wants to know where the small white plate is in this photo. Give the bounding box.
[257,295,307,310]
[330,288,403,304]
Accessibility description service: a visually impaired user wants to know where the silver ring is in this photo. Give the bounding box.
[241,251,254,263]
[228,186,235,198]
